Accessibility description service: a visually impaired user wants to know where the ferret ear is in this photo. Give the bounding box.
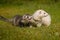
[39,11,41,14]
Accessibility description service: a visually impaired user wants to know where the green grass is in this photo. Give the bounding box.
[0,1,60,40]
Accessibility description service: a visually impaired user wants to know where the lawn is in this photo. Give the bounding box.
[0,0,60,40]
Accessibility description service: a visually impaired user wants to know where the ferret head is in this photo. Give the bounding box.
[33,10,49,19]
[22,14,32,20]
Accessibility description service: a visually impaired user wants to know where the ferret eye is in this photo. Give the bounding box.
[44,13,45,14]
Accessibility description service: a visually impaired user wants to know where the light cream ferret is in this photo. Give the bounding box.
[32,9,51,27]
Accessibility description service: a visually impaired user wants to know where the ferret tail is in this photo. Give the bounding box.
[0,16,10,22]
